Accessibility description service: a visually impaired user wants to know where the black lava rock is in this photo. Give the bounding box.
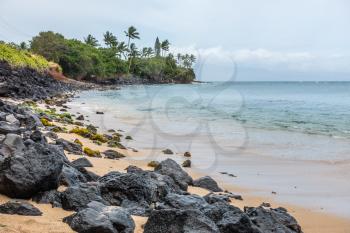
[63,201,135,233]
[154,159,193,191]
[193,176,223,192]
[0,200,42,216]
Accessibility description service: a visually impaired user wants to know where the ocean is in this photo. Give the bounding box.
[73,82,350,161]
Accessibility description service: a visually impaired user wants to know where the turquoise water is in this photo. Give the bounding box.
[73,82,350,161]
[80,82,350,139]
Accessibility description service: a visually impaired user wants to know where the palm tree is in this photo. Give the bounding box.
[142,47,153,58]
[84,34,99,47]
[182,54,191,68]
[127,43,140,73]
[117,42,128,59]
[103,31,117,48]
[176,53,182,66]
[129,43,140,57]
[19,41,27,50]
[189,54,196,66]
[124,26,140,50]
[160,40,170,56]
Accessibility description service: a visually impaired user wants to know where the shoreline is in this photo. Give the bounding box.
[65,90,350,230]
[63,90,350,232]
[67,89,350,216]
[0,90,349,233]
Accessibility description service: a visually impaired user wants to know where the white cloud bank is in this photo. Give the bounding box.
[171,46,350,74]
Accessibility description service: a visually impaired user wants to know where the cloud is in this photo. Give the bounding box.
[171,45,350,73]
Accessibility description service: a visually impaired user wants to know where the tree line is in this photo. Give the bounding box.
[18,26,196,83]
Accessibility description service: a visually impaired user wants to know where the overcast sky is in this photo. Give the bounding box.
[1,0,350,81]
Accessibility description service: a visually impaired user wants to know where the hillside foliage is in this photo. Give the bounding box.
[0,42,50,71]
[29,29,196,82]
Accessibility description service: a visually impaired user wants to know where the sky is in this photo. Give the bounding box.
[0,0,350,81]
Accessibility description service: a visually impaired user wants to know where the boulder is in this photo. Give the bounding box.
[182,159,191,167]
[103,149,126,159]
[0,200,42,216]
[121,199,152,217]
[217,211,261,233]
[56,138,83,155]
[59,164,88,186]
[144,209,219,233]
[157,192,243,226]
[0,134,5,142]
[32,190,62,208]
[203,201,244,224]
[99,171,159,206]
[184,151,192,157]
[71,157,93,168]
[30,130,46,143]
[77,167,100,182]
[45,131,58,139]
[155,159,193,191]
[162,148,174,154]
[5,114,19,126]
[63,201,135,233]
[99,169,180,208]
[245,206,303,233]
[61,183,106,211]
[160,193,209,211]
[21,111,43,130]
[223,191,243,200]
[0,121,21,134]
[203,193,231,204]
[0,112,7,121]
[76,115,84,120]
[193,176,223,192]
[0,133,25,157]
[0,143,64,198]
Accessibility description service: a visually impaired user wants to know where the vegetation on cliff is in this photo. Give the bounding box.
[0,42,51,71]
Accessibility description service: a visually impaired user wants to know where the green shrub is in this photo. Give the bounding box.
[0,42,51,71]
[147,161,160,168]
[40,118,54,127]
[74,138,83,146]
[90,133,108,143]
[83,147,101,157]
[70,127,92,138]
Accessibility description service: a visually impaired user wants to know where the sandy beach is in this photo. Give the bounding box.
[0,98,350,233]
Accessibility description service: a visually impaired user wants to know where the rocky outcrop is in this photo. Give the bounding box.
[71,157,93,168]
[0,61,74,100]
[0,142,64,198]
[154,158,193,191]
[61,183,106,211]
[63,201,135,233]
[144,209,220,233]
[245,206,303,233]
[56,138,83,155]
[0,99,303,233]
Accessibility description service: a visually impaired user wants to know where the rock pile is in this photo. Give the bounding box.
[0,61,75,100]
[0,100,303,233]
